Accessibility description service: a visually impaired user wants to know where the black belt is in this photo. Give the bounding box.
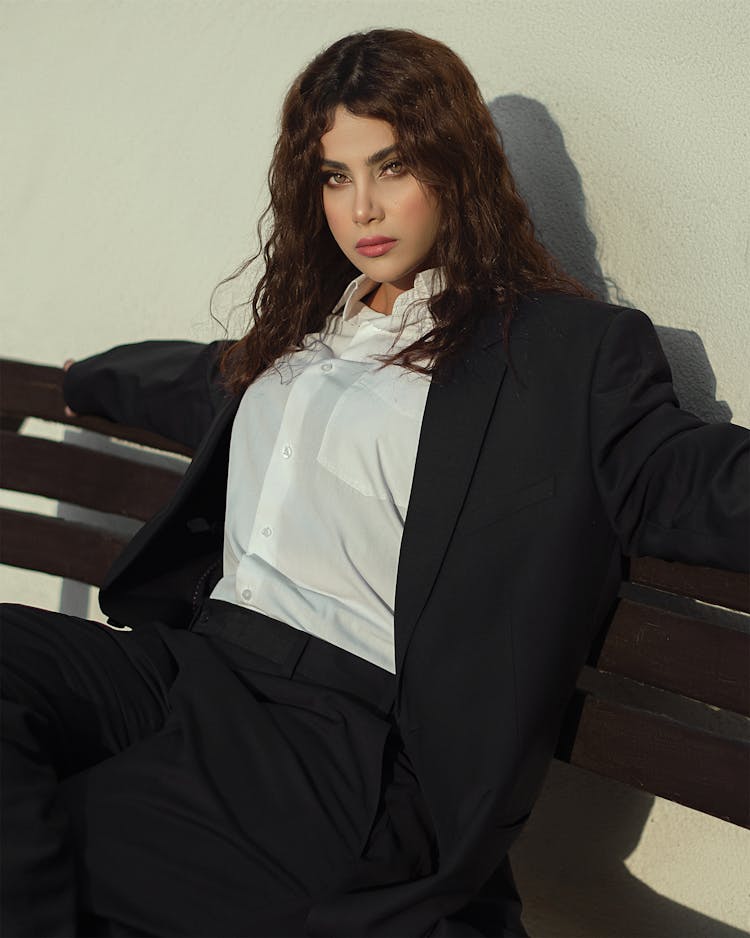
[190,598,396,717]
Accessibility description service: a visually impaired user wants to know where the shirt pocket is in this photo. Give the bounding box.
[457,474,556,534]
[316,369,428,507]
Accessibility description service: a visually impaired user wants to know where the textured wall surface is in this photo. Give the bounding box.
[2,1,748,934]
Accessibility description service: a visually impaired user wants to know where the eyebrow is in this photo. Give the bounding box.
[320,145,399,171]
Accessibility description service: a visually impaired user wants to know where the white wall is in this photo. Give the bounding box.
[2,1,748,934]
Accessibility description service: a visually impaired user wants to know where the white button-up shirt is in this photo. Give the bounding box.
[210,268,442,672]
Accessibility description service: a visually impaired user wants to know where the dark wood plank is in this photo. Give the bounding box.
[1,431,183,522]
[630,556,750,613]
[0,416,23,432]
[0,360,61,419]
[596,599,750,716]
[561,692,750,828]
[0,358,193,457]
[0,508,129,586]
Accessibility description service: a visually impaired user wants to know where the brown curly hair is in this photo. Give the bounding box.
[218,28,591,393]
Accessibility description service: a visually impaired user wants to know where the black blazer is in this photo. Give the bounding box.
[64,293,750,936]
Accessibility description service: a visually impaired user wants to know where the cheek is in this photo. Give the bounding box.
[401,189,440,237]
[322,198,348,242]
[323,191,341,232]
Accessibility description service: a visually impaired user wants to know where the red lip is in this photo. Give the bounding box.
[355,237,398,258]
[356,237,397,247]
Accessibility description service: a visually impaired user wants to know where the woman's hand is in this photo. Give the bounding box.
[63,358,77,417]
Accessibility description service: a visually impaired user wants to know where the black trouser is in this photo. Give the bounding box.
[0,600,425,937]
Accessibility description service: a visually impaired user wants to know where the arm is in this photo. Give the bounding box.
[590,308,749,571]
[62,339,232,450]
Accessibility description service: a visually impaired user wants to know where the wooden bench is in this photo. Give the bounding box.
[2,357,748,829]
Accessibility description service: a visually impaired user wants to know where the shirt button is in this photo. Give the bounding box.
[261,526,272,537]
[321,362,333,372]
[281,445,293,459]
[241,588,252,602]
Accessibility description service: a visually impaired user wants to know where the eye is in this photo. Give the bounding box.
[321,171,349,188]
[382,160,404,176]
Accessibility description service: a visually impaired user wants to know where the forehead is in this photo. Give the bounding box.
[320,106,396,159]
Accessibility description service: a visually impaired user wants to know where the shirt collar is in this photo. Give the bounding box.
[332,268,445,323]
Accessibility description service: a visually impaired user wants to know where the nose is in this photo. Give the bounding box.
[352,181,384,225]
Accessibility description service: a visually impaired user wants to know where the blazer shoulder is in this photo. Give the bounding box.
[490,292,658,381]
[513,291,646,340]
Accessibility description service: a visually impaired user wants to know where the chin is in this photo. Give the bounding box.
[355,260,416,285]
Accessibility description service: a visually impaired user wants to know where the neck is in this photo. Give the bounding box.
[365,278,413,316]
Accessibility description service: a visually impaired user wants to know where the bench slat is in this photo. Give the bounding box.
[565,693,750,828]
[0,359,193,457]
[0,360,62,420]
[1,431,183,522]
[0,508,128,586]
[597,599,750,716]
[630,556,750,613]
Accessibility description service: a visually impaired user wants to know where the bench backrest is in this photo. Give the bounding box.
[1,357,748,827]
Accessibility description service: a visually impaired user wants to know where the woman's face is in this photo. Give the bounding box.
[320,106,441,304]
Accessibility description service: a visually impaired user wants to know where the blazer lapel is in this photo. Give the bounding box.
[394,313,508,679]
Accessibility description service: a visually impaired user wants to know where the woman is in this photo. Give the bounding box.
[2,28,748,938]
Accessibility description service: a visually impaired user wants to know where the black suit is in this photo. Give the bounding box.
[62,293,749,936]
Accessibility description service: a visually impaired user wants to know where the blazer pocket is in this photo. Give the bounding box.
[458,474,555,534]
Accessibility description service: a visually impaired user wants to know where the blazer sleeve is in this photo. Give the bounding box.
[62,339,233,450]
[589,308,749,571]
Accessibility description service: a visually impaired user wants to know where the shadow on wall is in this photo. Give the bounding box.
[510,761,745,938]
[488,94,607,301]
[491,96,740,936]
[652,327,731,423]
[488,95,732,426]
